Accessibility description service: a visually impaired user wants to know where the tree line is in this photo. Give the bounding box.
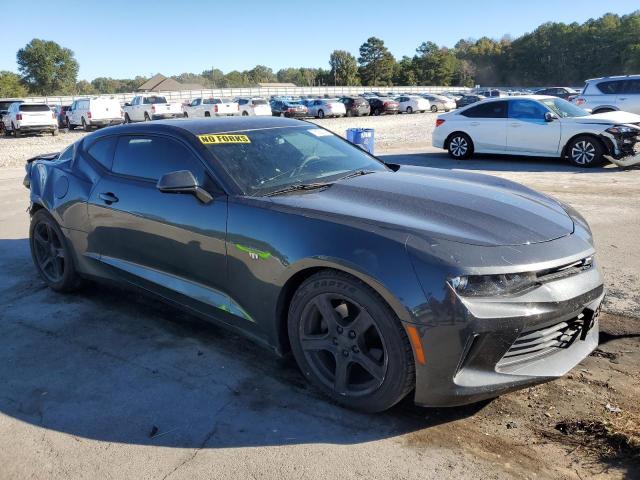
[1,11,638,97]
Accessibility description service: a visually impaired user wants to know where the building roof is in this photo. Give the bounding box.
[137,74,204,92]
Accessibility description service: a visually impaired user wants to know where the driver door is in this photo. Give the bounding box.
[86,133,231,319]
[506,99,561,155]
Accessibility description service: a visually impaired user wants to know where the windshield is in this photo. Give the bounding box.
[540,98,589,118]
[204,126,388,196]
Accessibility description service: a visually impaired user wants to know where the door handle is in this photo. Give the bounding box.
[619,97,627,100]
[470,121,480,126]
[510,122,522,127]
[99,192,119,204]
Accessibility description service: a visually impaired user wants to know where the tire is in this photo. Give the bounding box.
[144,113,151,122]
[52,128,59,136]
[406,106,413,114]
[373,108,381,116]
[318,109,325,119]
[204,112,210,117]
[124,113,131,124]
[345,110,352,117]
[566,135,605,168]
[431,105,438,113]
[242,111,249,116]
[447,132,473,159]
[288,270,415,413]
[82,117,89,131]
[13,123,21,138]
[66,117,74,130]
[183,112,188,118]
[29,209,82,293]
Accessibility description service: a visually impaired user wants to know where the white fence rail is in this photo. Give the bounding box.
[16,85,471,105]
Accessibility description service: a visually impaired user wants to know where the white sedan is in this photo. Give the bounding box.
[432,95,640,167]
[395,95,430,114]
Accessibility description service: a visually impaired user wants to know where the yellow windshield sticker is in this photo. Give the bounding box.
[198,134,251,144]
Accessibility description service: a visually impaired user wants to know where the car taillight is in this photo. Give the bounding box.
[435,119,445,127]
[87,111,92,119]
[16,113,22,121]
[51,112,56,119]
[237,104,240,111]
[214,105,219,113]
[151,105,156,113]
[575,98,586,106]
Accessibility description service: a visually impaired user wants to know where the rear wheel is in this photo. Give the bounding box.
[183,112,188,118]
[82,117,89,131]
[318,109,325,119]
[29,209,82,292]
[144,112,151,122]
[124,113,131,124]
[431,105,438,113]
[288,270,415,412]
[373,108,381,116]
[13,123,21,137]
[242,111,249,116]
[566,136,605,167]
[447,132,473,159]
[204,112,210,117]
[406,106,413,114]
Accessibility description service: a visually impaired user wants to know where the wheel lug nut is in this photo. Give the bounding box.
[337,326,343,334]
[342,349,349,357]
[348,330,356,339]
[351,346,359,353]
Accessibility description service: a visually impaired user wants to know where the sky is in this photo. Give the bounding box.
[2,0,638,81]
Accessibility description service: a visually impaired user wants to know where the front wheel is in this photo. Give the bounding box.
[406,106,413,114]
[82,117,89,131]
[242,111,249,116]
[318,109,325,119]
[288,270,415,412]
[431,105,438,113]
[29,210,82,292]
[566,136,605,167]
[447,132,473,159]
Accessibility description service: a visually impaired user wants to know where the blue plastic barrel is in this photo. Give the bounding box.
[346,128,375,155]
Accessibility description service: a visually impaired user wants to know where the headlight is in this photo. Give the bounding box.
[450,272,537,297]
[606,125,639,135]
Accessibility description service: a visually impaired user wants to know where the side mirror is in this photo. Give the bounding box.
[544,112,558,122]
[156,170,213,204]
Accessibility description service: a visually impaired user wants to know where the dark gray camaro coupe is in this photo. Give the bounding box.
[24,116,604,412]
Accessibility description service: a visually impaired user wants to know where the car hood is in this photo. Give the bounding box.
[268,167,574,247]
[567,110,640,125]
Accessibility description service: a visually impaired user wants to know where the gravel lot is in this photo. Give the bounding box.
[0,115,639,479]
[0,112,438,167]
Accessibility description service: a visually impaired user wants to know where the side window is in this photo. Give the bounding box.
[87,136,118,170]
[597,81,625,95]
[461,101,507,118]
[508,100,548,120]
[112,135,202,181]
[625,79,640,94]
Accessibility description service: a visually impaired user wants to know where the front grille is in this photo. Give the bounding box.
[497,310,595,367]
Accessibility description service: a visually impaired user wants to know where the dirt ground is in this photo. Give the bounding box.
[0,128,638,479]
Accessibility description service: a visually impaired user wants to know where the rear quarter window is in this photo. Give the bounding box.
[596,80,626,95]
[87,137,118,170]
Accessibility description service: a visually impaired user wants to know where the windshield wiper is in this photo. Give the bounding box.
[336,170,376,182]
[264,182,331,197]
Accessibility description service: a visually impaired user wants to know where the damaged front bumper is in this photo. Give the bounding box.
[602,129,640,167]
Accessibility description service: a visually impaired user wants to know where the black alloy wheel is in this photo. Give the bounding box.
[289,271,414,412]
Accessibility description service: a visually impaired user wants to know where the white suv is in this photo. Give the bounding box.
[573,75,640,114]
[66,97,124,131]
[2,102,58,137]
[237,98,272,116]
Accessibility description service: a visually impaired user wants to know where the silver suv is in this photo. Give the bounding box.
[573,75,640,114]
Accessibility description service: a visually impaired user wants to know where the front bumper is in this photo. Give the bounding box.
[410,267,604,407]
[602,130,640,167]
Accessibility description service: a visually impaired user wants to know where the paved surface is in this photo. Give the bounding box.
[0,152,638,480]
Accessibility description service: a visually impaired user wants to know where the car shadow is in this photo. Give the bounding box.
[0,238,487,449]
[380,150,624,173]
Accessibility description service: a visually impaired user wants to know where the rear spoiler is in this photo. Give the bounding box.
[26,152,60,163]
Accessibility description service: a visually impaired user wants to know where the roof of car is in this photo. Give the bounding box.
[94,116,309,138]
